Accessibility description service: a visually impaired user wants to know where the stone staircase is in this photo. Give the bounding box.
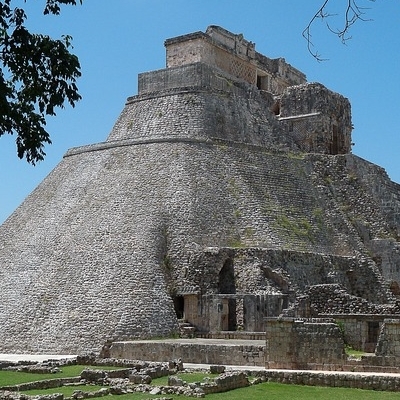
[178,320,196,338]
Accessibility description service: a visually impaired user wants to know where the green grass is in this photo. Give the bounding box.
[0,365,122,387]
[105,382,400,400]
[21,384,105,397]
[345,345,368,359]
[207,382,400,399]
[2,367,400,400]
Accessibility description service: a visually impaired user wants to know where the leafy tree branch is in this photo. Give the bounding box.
[0,0,82,164]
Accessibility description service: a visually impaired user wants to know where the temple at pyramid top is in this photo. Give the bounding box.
[164,25,306,94]
[105,25,352,155]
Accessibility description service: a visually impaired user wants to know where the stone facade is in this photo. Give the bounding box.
[0,26,399,354]
[279,83,352,154]
[165,25,306,93]
[265,318,346,369]
[264,317,400,373]
[375,319,400,357]
[322,315,386,353]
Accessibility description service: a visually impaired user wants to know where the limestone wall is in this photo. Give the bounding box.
[165,32,256,85]
[109,340,265,366]
[376,319,400,357]
[138,62,263,97]
[322,315,385,352]
[260,370,400,392]
[279,83,352,154]
[265,318,346,369]
[307,284,396,316]
[107,85,283,149]
[201,371,249,394]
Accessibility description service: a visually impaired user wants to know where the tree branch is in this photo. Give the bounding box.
[303,0,375,61]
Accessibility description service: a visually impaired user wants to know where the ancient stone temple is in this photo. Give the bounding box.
[0,26,399,354]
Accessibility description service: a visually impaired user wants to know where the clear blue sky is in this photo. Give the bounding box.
[1,0,399,224]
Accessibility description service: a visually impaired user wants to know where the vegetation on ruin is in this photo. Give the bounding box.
[274,213,315,244]
[345,345,369,359]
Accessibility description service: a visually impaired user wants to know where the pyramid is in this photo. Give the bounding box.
[1,26,400,354]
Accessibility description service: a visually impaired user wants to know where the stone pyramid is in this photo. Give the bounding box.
[0,26,399,354]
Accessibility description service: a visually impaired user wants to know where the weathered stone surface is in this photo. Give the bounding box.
[168,376,184,386]
[109,339,265,366]
[209,365,225,374]
[201,371,249,394]
[257,370,400,392]
[265,318,346,369]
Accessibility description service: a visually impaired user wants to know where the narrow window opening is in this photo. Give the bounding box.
[257,75,262,90]
[271,101,280,116]
[331,124,339,155]
[228,299,237,331]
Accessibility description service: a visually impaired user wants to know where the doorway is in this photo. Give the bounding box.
[218,259,237,330]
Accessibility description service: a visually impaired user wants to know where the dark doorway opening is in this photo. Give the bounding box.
[219,259,236,294]
[368,321,380,344]
[173,295,184,320]
[219,259,237,330]
[228,299,237,331]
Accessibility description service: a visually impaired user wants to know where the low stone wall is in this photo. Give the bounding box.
[0,377,80,392]
[265,318,345,369]
[197,331,265,340]
[201,371,249,394]
[265,317,400,373]
[109,339,265,366]
[260,370,400,392]
[0,393,63,400]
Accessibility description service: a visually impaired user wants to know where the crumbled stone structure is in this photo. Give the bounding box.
[265,317,400,372]
[265,318,346,370]
[0,26,399,355]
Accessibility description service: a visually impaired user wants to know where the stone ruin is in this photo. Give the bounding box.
[0,25,399,356]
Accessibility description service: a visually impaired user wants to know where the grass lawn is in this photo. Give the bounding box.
[2,367,400,399]
[206,382,400,400]
[110,382,400,400]
[21,384,105,397]
[345,345,370,359]
[0,365,122,387]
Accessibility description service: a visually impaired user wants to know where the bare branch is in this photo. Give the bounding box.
[303,0,375,60]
